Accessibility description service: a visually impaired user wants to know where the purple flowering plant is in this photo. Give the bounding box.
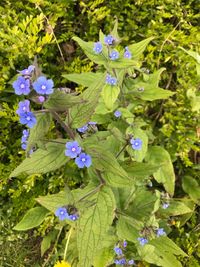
[11,22,186,267]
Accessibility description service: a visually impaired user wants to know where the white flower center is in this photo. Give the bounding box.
[71,147,76,152]
[20,84,25,89]
[26,116,31,121]
[135,142,138,146]
[23,107,26,111]
[41,85,46,90]
[81,158,86,162]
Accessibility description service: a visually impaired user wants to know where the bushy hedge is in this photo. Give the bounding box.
[0,0,199,266]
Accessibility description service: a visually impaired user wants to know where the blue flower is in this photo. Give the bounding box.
[124,47,132,59]
[106,74,117,86]
[19,65,35,75]
[13,76,30,95]
[21,143,27,150]
[104,35,114,45]
[156,228,166,237]
[33,76,54,95]
[93,42,103,54]
[21,129,29,143]
[19,112,37,128]
[65,141,81,159]
[137,237,148,246]
[88,121,97,125]
[162,203,169,209]
[118,258,126,265]
[114,247,123,256]
[68,214,79,221]
[130,138,142,150]
[114,110,122,118]
[123,240,127,248]
[114,260,120,265]
[128,259,135,265]
[38,95,45,103]
[55,207,69,221]
[16,100,30,115]
[110,50,119,60]
[77,124,88,133]
[75,153,92,168]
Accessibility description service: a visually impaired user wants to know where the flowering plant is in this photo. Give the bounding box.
[10,22,191,267]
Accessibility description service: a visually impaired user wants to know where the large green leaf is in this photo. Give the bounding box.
[62,72,103,87]
[26,112,51,151]
[182,175,200,204]
[124,162,162,179]
[138,236,187,267]
[125,68,174,101]
[85,144,132,187]
[180,47,200,63]
[101,84,120,110]
[77,186,115,267]
[10,141,68,177]
[14,207,49,231]
[116,216,142,242]
[145,146,175,196]
[44,90,82,111]
[128,37,154,59]
[70,73,105,128]
[73,36,108,65]
[36,189,74,213]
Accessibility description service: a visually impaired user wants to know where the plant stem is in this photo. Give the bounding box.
[76,184,102,203]
[116,140,129,158]
[64,227,73,261]
[42,226,63,267]
[51,111,75,140]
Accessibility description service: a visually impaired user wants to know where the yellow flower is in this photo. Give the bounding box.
[54,260,71,267]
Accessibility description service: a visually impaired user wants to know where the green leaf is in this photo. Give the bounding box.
[93,247,114,267]
[36,190,74,213]
[73,36,108,65]
[117,216,142,242]
[101,84,120,110]
[10,141,68,177]
[128,37,154,59]
[124,162,162,179]
[70,73,105,128]
[85,144,132,187]
[160,199,193,216]
[146,146,175,196]
[26,112,51,151]
[44,90,82,111]
[182,176,200,204]
[126,127,148,162]
[77,186,115,267]
[180,47,200,64]
[125,68,174,101]
[139,236,187,267]
[62,72,103,87]
[14,207,49,231]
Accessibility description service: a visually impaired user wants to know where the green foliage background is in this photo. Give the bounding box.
[0,0,199,266]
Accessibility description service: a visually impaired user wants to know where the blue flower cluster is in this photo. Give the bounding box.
[156,228,166,237]
[130,138,142,150]
[93,34,132,62]
[21,129,29,150]
[137,237,148,246]
[77,122,97,133]
[106,74,117,86]
[55,207,79,221]
[65,141,92,168]
[113,241,135,266]
[17,100,36,128]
